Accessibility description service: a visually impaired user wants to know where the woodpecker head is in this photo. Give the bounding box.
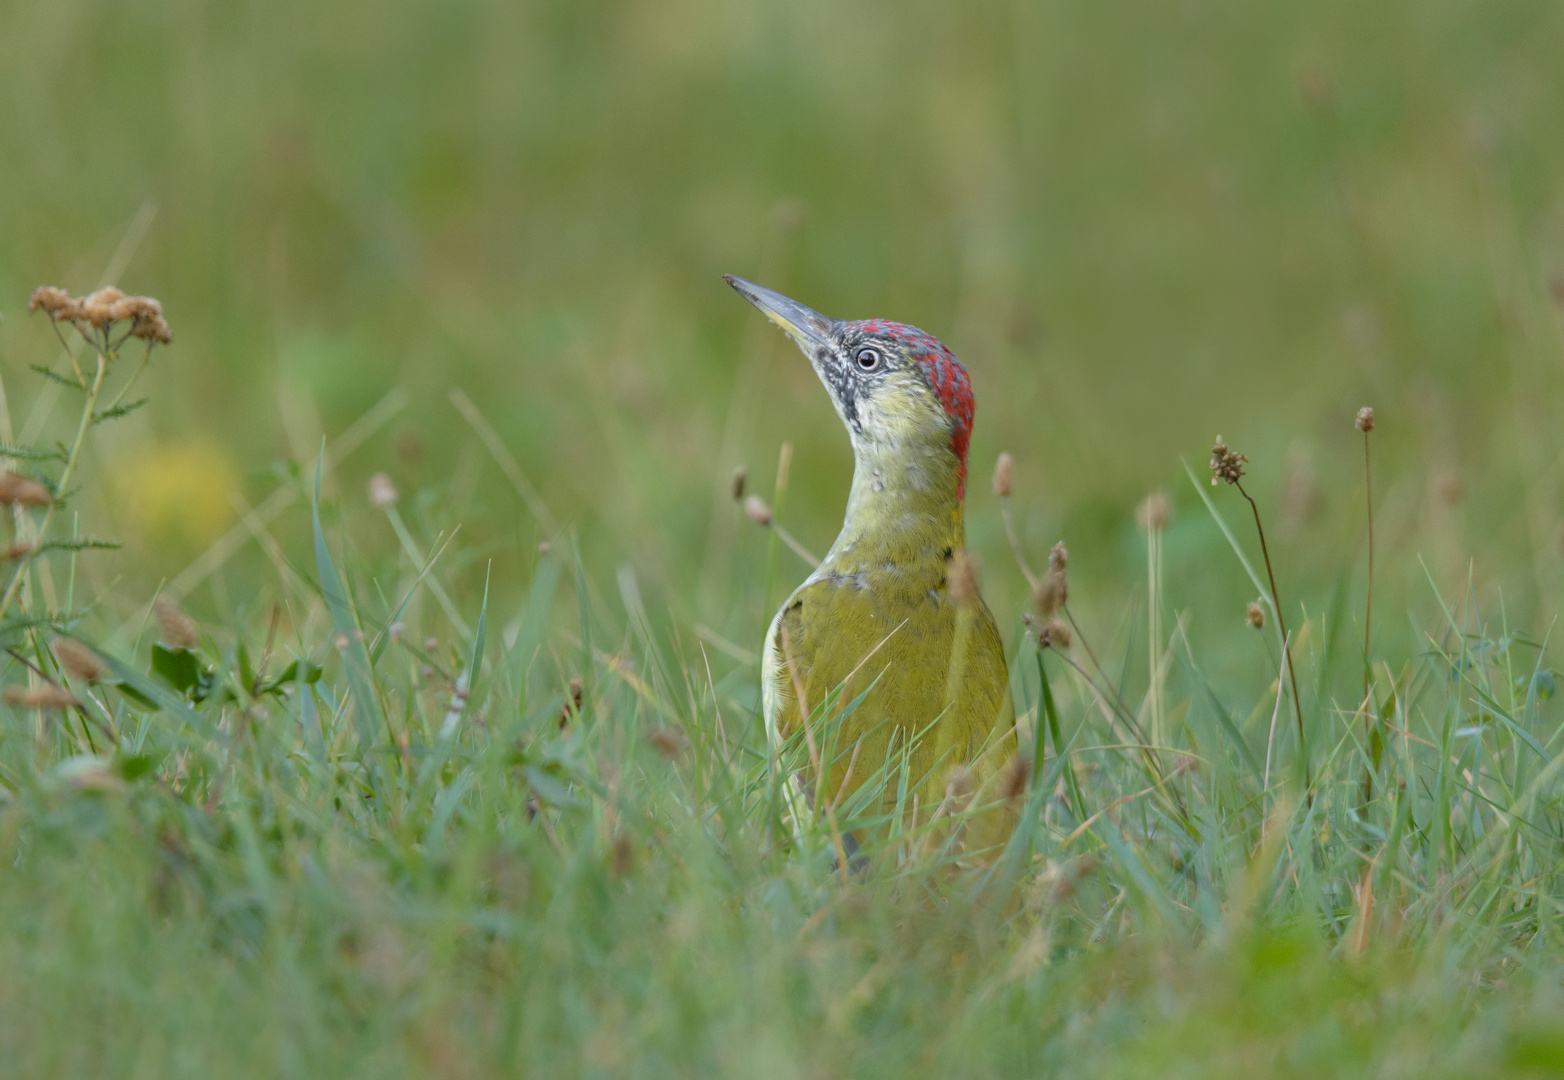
[725,275,975,499]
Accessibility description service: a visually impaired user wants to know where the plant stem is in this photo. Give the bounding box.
[0,353,108,622]
[1147,521,1162,747]
[1361,429,1375,805]
[999,496,1039,590]
[1236,481,1306,755]
[1362,430,1374,700]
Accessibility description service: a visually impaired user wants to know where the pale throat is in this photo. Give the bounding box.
[819,432,966,574]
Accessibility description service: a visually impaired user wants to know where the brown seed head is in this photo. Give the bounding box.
[29,286,73,317]
[4,685,78,710]
[0,472,52,507]
[1039,618,1072,649]
[559,676,584,729]
[992,452,1015,498]
[730,466,746,502]
[82,286,125,329]
[1210,437,1248,486]
[647,725,687,758]
[610,832,636,878]
[947,548,979,606]
[743,494,772,527]
[1033,575,1064,618]
[1355,406,1375,433]
[1001,754,1031,803]
[1035,546,1069,617]
[1246,602,1266,630]
[944,765,975,801]
[367,472,398,509]
[109,295,161,323]
[128,311,172,344]
[4,541,32,560]
[1137,492,1171,532]
[153,596,200,650]
[52,639,106,683]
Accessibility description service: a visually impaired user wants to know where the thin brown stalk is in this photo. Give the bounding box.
[1062,605,1143,738]
[1053,646,1189,828]
[1362,429,1374,701]
[999,496,1040,591]
[1361,426,1376,804]
[1236,480,1305,754]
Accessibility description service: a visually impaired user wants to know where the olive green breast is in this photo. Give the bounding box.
[762,561,1013,810]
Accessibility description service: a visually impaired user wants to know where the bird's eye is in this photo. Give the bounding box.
[855,347,882,371]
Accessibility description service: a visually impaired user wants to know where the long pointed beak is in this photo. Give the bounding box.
[724,275,834,352]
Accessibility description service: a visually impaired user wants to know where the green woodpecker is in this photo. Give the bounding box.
[726,275,1015,847]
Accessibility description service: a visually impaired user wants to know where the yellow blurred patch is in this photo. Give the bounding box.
[113,440,239,549]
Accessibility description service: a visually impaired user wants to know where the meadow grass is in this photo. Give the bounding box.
[5,0,1564,1074]
[2,306,1564,1078]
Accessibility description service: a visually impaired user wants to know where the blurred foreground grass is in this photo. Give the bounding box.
[5,0,1564,1074]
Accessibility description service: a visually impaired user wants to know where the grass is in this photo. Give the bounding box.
[4,0,1564,1073]
[2,322,1564,1076]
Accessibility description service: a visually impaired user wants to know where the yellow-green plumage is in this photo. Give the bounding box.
[762,547,1013,815]
[725,275,1015,845]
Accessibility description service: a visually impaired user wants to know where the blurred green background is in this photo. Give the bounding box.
[3,0,1563,666]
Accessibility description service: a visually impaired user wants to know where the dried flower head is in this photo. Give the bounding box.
[992,452,1015,498]
[1137,492,1171,531]
[1210,437,1248,486]
[730,466,746,502]
[1246,601,1266,630]
[128,310,172,344]
[947,548,979,606]
[4,685,78,710]
[153,596,200,650]
[28,286,72,317]
[1034,543,1069,617]
[1001,754,1031,803]
[0,472,52,507]
[1038,618,1072,649]
[743,494,772,527]
[610,832,636,878]
[1355,406,1375,433]
[4,542,32,560]
[1048,542,1067,573]
[32,284,171,344]
[52,638,106,683]
[367,472,398,509]
[81,286,125,328]
[560,676,584,729]
[647,725,687,758]
[109,295,161,322]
